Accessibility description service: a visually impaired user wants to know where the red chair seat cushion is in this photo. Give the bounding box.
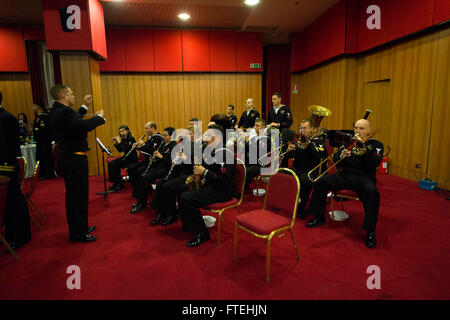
[206,198,238,210]
[236,210,290,235]
[336,189,358,198]
[106,157,120,163]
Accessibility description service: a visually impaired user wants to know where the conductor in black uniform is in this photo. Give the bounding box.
[179,124,237,247]
[130,127,176,214]
[108,124,138,192]
[267,92,293,131]
[305,119,383,249]
[283,119,328,218]
[0,91,31,250]
[236,98,260,129]
[32,103,56,180]
[48,85,105,243]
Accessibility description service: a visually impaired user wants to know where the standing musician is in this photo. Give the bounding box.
[236,98,260,129]
[305,119,384,249]
[226,104,238,128]
[127,122,163,192]
[48,85,105,243]
[150,126,195,226]
[0,91,31,250]
[283,119,328,218]
[32,103,56,180]
[267,92,293,131]
[244,118,271,189]
[130,127,176,214]
[179,124,236,247]
[107,125,138,192]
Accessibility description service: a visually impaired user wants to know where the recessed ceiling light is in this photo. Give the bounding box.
[178,13,190,20]
[244,0,260,6]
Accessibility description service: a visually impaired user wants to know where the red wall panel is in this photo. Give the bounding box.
[388,0,433,42]
[0,28,28,72]
[23,27,46,41]
[210,30,236,72]
[123,29,154,72]
[290,32,304,72]
[236,32,263,72]
[358,0,390,52]
[182,30,210,71]
[99,28,125,72]
[345,0,361,54]
[433,0,450,24]
[88,0,107,59]
[153,29,182,72]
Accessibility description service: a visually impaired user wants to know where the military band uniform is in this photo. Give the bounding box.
[228,113,238,128]
[306,139,384,233]
[108,134,138,187]
[244,134,271,189]
[49,102,105,241]
[267,105,293,131]
[33,111,56,179]
[0,106,31,249]
[237,109,260,129]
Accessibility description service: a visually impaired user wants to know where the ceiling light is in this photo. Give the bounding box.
[244,0,260,6]
[178,13,190,20]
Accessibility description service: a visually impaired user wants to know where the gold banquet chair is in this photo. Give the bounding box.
[234,168,301,282]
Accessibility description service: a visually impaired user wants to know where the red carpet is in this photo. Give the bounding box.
[1,174,449,300]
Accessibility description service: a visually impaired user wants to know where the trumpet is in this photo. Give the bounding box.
[307,129,379,183]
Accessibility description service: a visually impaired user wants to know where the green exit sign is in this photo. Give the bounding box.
[250,63,262,69]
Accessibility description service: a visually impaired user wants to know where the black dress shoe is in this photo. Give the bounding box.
[161,215,178,226]
[69,234,97,243]
[186,231,210,247]
[130,201,146,214]
[297,208,307,219]
[365,231,377,249]
[5,239,30,251]
[112,184,124,192]
[132,202,140,209]
[305,217,326,228]
[150,213,162,226]
[87,226,96,234]
[108,184,117,190]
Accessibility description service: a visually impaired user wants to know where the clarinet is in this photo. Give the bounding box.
[142,140,165,177]
[163,136,185,181]
[123,134,145,160]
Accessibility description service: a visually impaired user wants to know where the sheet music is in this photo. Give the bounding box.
[96,137,112,156]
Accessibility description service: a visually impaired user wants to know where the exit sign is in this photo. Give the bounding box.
[250,63,262,69]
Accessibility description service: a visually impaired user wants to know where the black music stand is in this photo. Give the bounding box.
[95,137,113,199]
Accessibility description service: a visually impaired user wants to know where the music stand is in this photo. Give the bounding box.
[96,137,113,199]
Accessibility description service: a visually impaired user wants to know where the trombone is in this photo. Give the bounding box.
[307,129,379,183]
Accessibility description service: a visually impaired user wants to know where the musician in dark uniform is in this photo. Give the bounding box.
[282,119,328,218]
[267,92,293,131]
[127,122,163,192]
[305,119,383,249]
[226,104,238,128]
[130,127,176,214]
[236,98,260,129]
[48,85,105,243]
[0,91,31,250]
[244,118,271,189]
[179,124,237,247]
[32,103,56,180]
[108,125,138,192]
[150,127,195,226]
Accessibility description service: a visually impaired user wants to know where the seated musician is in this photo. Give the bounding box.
[127,122,163,195]
[108,125,139,192]
[282,119,328,218]
[130,127,176,214]
[244,118,271,189]
[150,126,195,227]
[305,119,384,249]
[178,124,236,247]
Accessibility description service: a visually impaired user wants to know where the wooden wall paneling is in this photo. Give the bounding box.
[183,73,211,132]
[426,28,450,189]
[126,74,160,138]
[154,73,186,131]
[100,74,131,157]
[60,53,100,176]
[236,73,262,120]
[342,57,359,128]
[210,73,237,118]
[388,32,438,181]
[0,73,34,123]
